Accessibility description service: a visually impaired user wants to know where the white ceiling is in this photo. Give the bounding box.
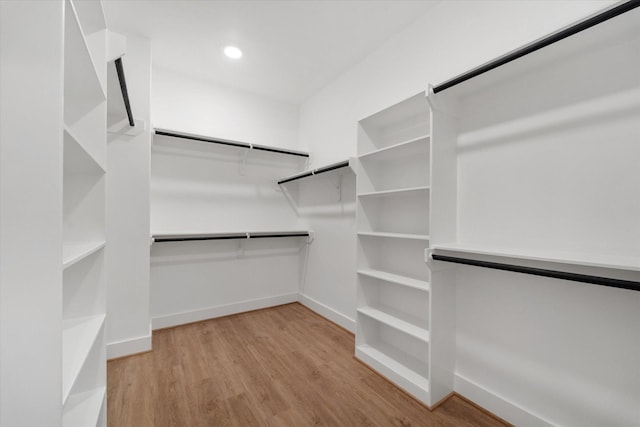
[103,1,437,104]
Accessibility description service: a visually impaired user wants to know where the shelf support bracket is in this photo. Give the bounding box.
[236,239,245,258]
[425,84,439,112]
[306,231,315,244]
[240,145,252,175]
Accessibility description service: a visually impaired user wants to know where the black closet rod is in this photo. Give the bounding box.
[153,232,310,243]
[114,58,135,127]
[154,129,310,158]
[432,254,640,292]
[278,160,350,184]
[433,0,640,93]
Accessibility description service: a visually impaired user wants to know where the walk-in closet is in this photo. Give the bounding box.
[1,1,638,426]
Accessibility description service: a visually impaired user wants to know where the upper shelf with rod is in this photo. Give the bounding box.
[277,159,354,185]
[431,252,640,293]
[154,129,310,159]
[430,0,640,98]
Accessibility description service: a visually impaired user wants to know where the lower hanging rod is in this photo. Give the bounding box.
[153,231,310,243]
[278,160,350,185]
[431,254,640,292]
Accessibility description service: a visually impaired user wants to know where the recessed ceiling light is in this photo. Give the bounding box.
[224,45,242,59]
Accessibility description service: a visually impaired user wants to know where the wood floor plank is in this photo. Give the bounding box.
[108,303,509,427]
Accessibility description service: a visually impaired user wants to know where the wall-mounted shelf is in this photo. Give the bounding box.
[358,307,430,342]
[432,1,640,94]
[62,314,105,404]
[64,0,106,127]
[64,126,105,174]
[429,0,640,295]
[152,230,311,243]
[358,186,429,198]
[357,269,430,292]
[432,253,640,292]
[355,344,430,397]
[432,243,640,272]
[359,135,430,160]
[63,387,106,427]
[154,129,310,158]
[358,231,429,241]
[63,241,106,269]
[277,159,353,185]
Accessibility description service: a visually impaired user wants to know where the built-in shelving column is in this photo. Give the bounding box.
[62,1,107,426]
[355,93,434,405]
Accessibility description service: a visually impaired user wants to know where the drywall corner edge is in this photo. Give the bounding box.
[298,293,356,333]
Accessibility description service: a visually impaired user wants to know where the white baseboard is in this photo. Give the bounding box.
[454,373,554,427]
[152,292,299,330]
[107,329,152,360]
[298,293,355,333]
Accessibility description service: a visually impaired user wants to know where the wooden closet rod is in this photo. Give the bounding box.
[278,160,350,184]
[153,231,310,243]
[114,58,135,126]
[433,0,640,93]
[432,254,640,292]
[154,129,310,158]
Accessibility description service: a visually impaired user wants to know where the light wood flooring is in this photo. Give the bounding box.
[108,303,508,426]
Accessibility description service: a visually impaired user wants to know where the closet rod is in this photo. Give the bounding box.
[114,58,134,126]
[432,0,640,93]
[278,160,350,184]
[153,231,310,243]
[154,129,310,158]
[431,254,640,292]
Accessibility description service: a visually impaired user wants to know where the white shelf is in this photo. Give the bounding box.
[356,344,429,400]
[63,386,106,427]
[62,315,105,404]
[358,186,429,198]
[64,126,106,174]
[432,243,640,272]
[358,307,429,343]
[72,0,107,35]
[358,269,429,292]
[359,135,430,160]
[63,241,106,269]
[278,159,353,185]
[358,231,429,241]
[64,0,106,126]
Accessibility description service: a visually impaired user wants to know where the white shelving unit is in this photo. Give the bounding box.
[428,2,640,281]
[62,1,107,426]
[355,92,454,407]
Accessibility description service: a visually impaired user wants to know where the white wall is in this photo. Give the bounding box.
[153,67,300,150]
[295,169,357,331]
[150,68,306,328]
[1,1,63,425]
[106,34,152,359]
[298,1,640,425]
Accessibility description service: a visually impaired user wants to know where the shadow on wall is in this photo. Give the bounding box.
[281,169,356,215]
[150,237,310,266]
